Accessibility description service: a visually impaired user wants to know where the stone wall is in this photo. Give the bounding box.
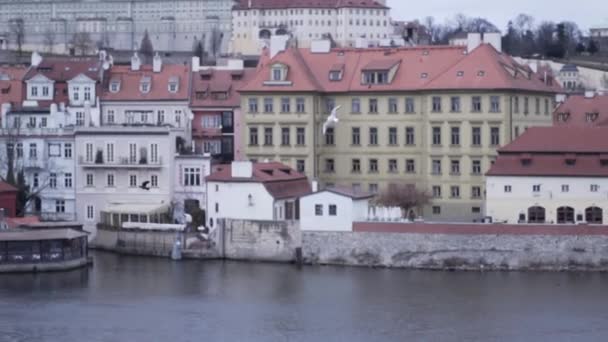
[219,219,301,263]
[302,231,608,271]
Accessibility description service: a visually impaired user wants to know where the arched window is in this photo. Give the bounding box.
[585,207,603,224]
[556,206,574,224]
[528,206,546,223]
[259,29,271,39]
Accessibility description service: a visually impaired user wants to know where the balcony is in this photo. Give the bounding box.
[0,127,75,137]
[38,212,77,222]
[22,158,46,169]
[79,156,164,169]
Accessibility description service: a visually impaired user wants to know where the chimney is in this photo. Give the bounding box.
[231,161,253,178]
[248,0,252,8]
[270,35,290,58]
[131,52,141,71]
[585,90,596,99]
[31,51,42,67]
[1,103,11,128]
[467,33,482,53]
[191,56,200,72]
[153,52,162,73]
[311,180,319,192]
[483,32,502,52]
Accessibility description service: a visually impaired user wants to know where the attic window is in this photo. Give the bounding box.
[271,65,286,81]
[168,76,179,93]
[280,168,291,175]
[565,158,577,166]
[477,71,485,77]
[140,77,151,94]
[600,157,608,167]
[520,155,532,166]
[457,71,464,77]
[362,71,389,85]
[201,74,212,80]
[109,81,120,93]
[261,169,274,176]
[586,112,599,123]
[231,74,242,81]
[422,50,429,56]
[329,70,342,81]
[212,92,228,100]
[556,112,570,122]
[420,73,428,79]
[196,91,208,99]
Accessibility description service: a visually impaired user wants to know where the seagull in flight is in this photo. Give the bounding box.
[323,105,341,135]
[139,181,151,191]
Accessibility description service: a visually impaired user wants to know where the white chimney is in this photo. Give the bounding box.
[153,52,162,73]
[585,90,596,99]
[59,102,66,112]
[191,56,201,72]
[31,51,42,67]
[483,32,502,52]
[270,35,290,58]
[99,50,107,61]
[310,40,331,54]
[311,180,319,192]
[1,103,11,128]
[131,52,141,71]
[467,33,482,53]
[231,161,253,178]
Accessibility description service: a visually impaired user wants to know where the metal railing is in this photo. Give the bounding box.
[79,156,163,168]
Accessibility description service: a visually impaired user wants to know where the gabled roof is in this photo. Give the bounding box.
[553,94,608,127]
[233,0,389,10]
[0,65,27,108]
[24,57,103,82]
[101,64,190,102]
[0,181,18,193]
[191,68,256,108]
[240,44,561,94]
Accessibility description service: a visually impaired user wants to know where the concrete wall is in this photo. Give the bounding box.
[302,231,608,271]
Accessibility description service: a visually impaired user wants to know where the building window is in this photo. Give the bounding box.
[557,206,575,224]
[64,173,72,188]
[296,98,305,113]
[405,127,415,145]
[29,143,37,159]
[16,143,23,158]
[432,126,441,145]
[544,98,550,115]
[450,160,460,175]
[450,96,461,112]
[352,127,361,145]
[504,185,512,193]
[388,98,398,113]
[388,127,398,145]
[591,184,600,192]
[107,174,115,187]
[369,184,379,194]
[129,174,137,188]
[183,168,201,186]
[490,96,501,112]
[325,159,335,173]
[86,173,94,187]
[352,159,361,173]
[432,186,442,198]
[249,127,258,146]
[471,186,482,199]
[263,98,274,113]
[450,186,460,198]
[432,159,442,175]
[514,97,520,114]
[406,159,415,173]
[49,173,57,189]
[472,207,481,214]
[471,96,482,112]
[84,87,91,101]
[432,97,442,112]
[524,97,529,115]
[535,97,540,115]
[369,127,378,145]
[280,98,291,113]
[533,184,541,193]
[325,128,335,145]
[490,127,500,146]
[450,127,460,146]
[388,159,398,173]
[151,175,159,188]
[472,127,481,146]
[315,204,323,216]
[561,184,570,193]
[472,160,481,175]
[248,98,259,113]
[351,98,361,113]
[432,206,441,215]
[325,98,336,113]
[405,97,415,113]
[56,200,65,213]
[296,160,305,173]
[369,159,378,173]
[528,206,546,223]
[86,205,94,221]
[329,205,337,216]
[281,127,291,146]
[296,127,306,145]
[263,127,273,145]
[76,112,85,126]
[369,98,378,113]
[586,207,603,224]
[64,143,72,158]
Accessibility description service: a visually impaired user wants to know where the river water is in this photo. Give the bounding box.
[1,251,608,342]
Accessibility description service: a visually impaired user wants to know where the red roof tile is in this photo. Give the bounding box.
[498,126,608,154]
[0,65,27,109]
[0,181,18,193]
[101,64,190,102]
[190,68,256,108]
[24,57,103,82]
[233,0,389,10]
[240,44,561,94]
[553,94,608,127]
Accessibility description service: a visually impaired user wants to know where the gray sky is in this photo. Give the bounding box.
[387,0,608,32]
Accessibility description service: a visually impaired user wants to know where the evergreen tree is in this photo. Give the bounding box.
[139,30,154,63]
[16,170,28,217]
[588,40,599,55]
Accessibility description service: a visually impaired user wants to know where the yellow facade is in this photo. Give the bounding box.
[241,91,555,221]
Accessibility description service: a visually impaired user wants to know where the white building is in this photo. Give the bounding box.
[300,188,373,232]
[205,161,311,228]
[172,154,212,224]
[231,0,393,55]
[486,126,608,225]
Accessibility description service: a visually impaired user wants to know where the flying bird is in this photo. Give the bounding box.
[139,181,151,191]
[323,105,341,135]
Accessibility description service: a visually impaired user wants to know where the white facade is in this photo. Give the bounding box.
[206,181,276,228]
[231,5,393,55]
[172,155,211,223]
[300,191,371,232]
[74,127,179,236]
[486,175,608,224]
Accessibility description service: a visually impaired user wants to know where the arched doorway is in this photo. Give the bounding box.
[556,206,574,224]
[276,28,288,36]
[585,207,603,224]
[259,29,271,39]
[528,206,546,223]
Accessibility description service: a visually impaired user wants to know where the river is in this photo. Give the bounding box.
[1,251,608,341]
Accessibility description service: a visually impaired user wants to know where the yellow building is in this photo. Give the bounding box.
[239,43,561,221]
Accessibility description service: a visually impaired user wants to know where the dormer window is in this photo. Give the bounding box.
[586,112,599,123]
[520,154,533,166]
[109,80,120,93]
[477,71,486,77]
[565,158,577,166]
[421,73,428,79]
[329,71,342,81]
[556,112,570,122]
[168,76,179,93]
[140,76,151,94]
[270,64,288,81]
[456,71,464,77]
[361,60,399,85]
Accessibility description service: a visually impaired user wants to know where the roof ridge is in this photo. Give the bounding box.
[292,48,324,91]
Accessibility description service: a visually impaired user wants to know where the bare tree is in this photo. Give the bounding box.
[210,27,223,57]
[9,18,25,57]
[43,29,56,53]
[423,16,439,44]
[72,31,93,56]
[375,183,431,219]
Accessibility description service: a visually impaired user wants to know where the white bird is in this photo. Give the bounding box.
[323,105,341,135]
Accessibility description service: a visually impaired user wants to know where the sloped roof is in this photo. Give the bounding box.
[553,94,608,127]
[190,68,256,108]
[24,57,103,82]
[0,65,27,108]
[301,186,375,200]
[499,126,608,154]
[0,181,18,193]
[101,64,190,101]
[240,44,561,94]
[233,0,389,10]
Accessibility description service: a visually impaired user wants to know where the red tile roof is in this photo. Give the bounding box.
[206,162,312,199]
[487,126,608,177]
[233,0,389,10]
[101,64,190,102]
[240,44,561,94]
[0,181,18,193]
[553,94,608,127]
[324,186,375,199]
[0,65,27,108]
[24,57,103,82]
[190,68,256,108]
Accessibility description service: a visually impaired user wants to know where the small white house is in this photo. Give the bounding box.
[300,188,374,232]
[205,161,312,228]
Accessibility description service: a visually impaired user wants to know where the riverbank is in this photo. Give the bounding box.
[90,220,608,272]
